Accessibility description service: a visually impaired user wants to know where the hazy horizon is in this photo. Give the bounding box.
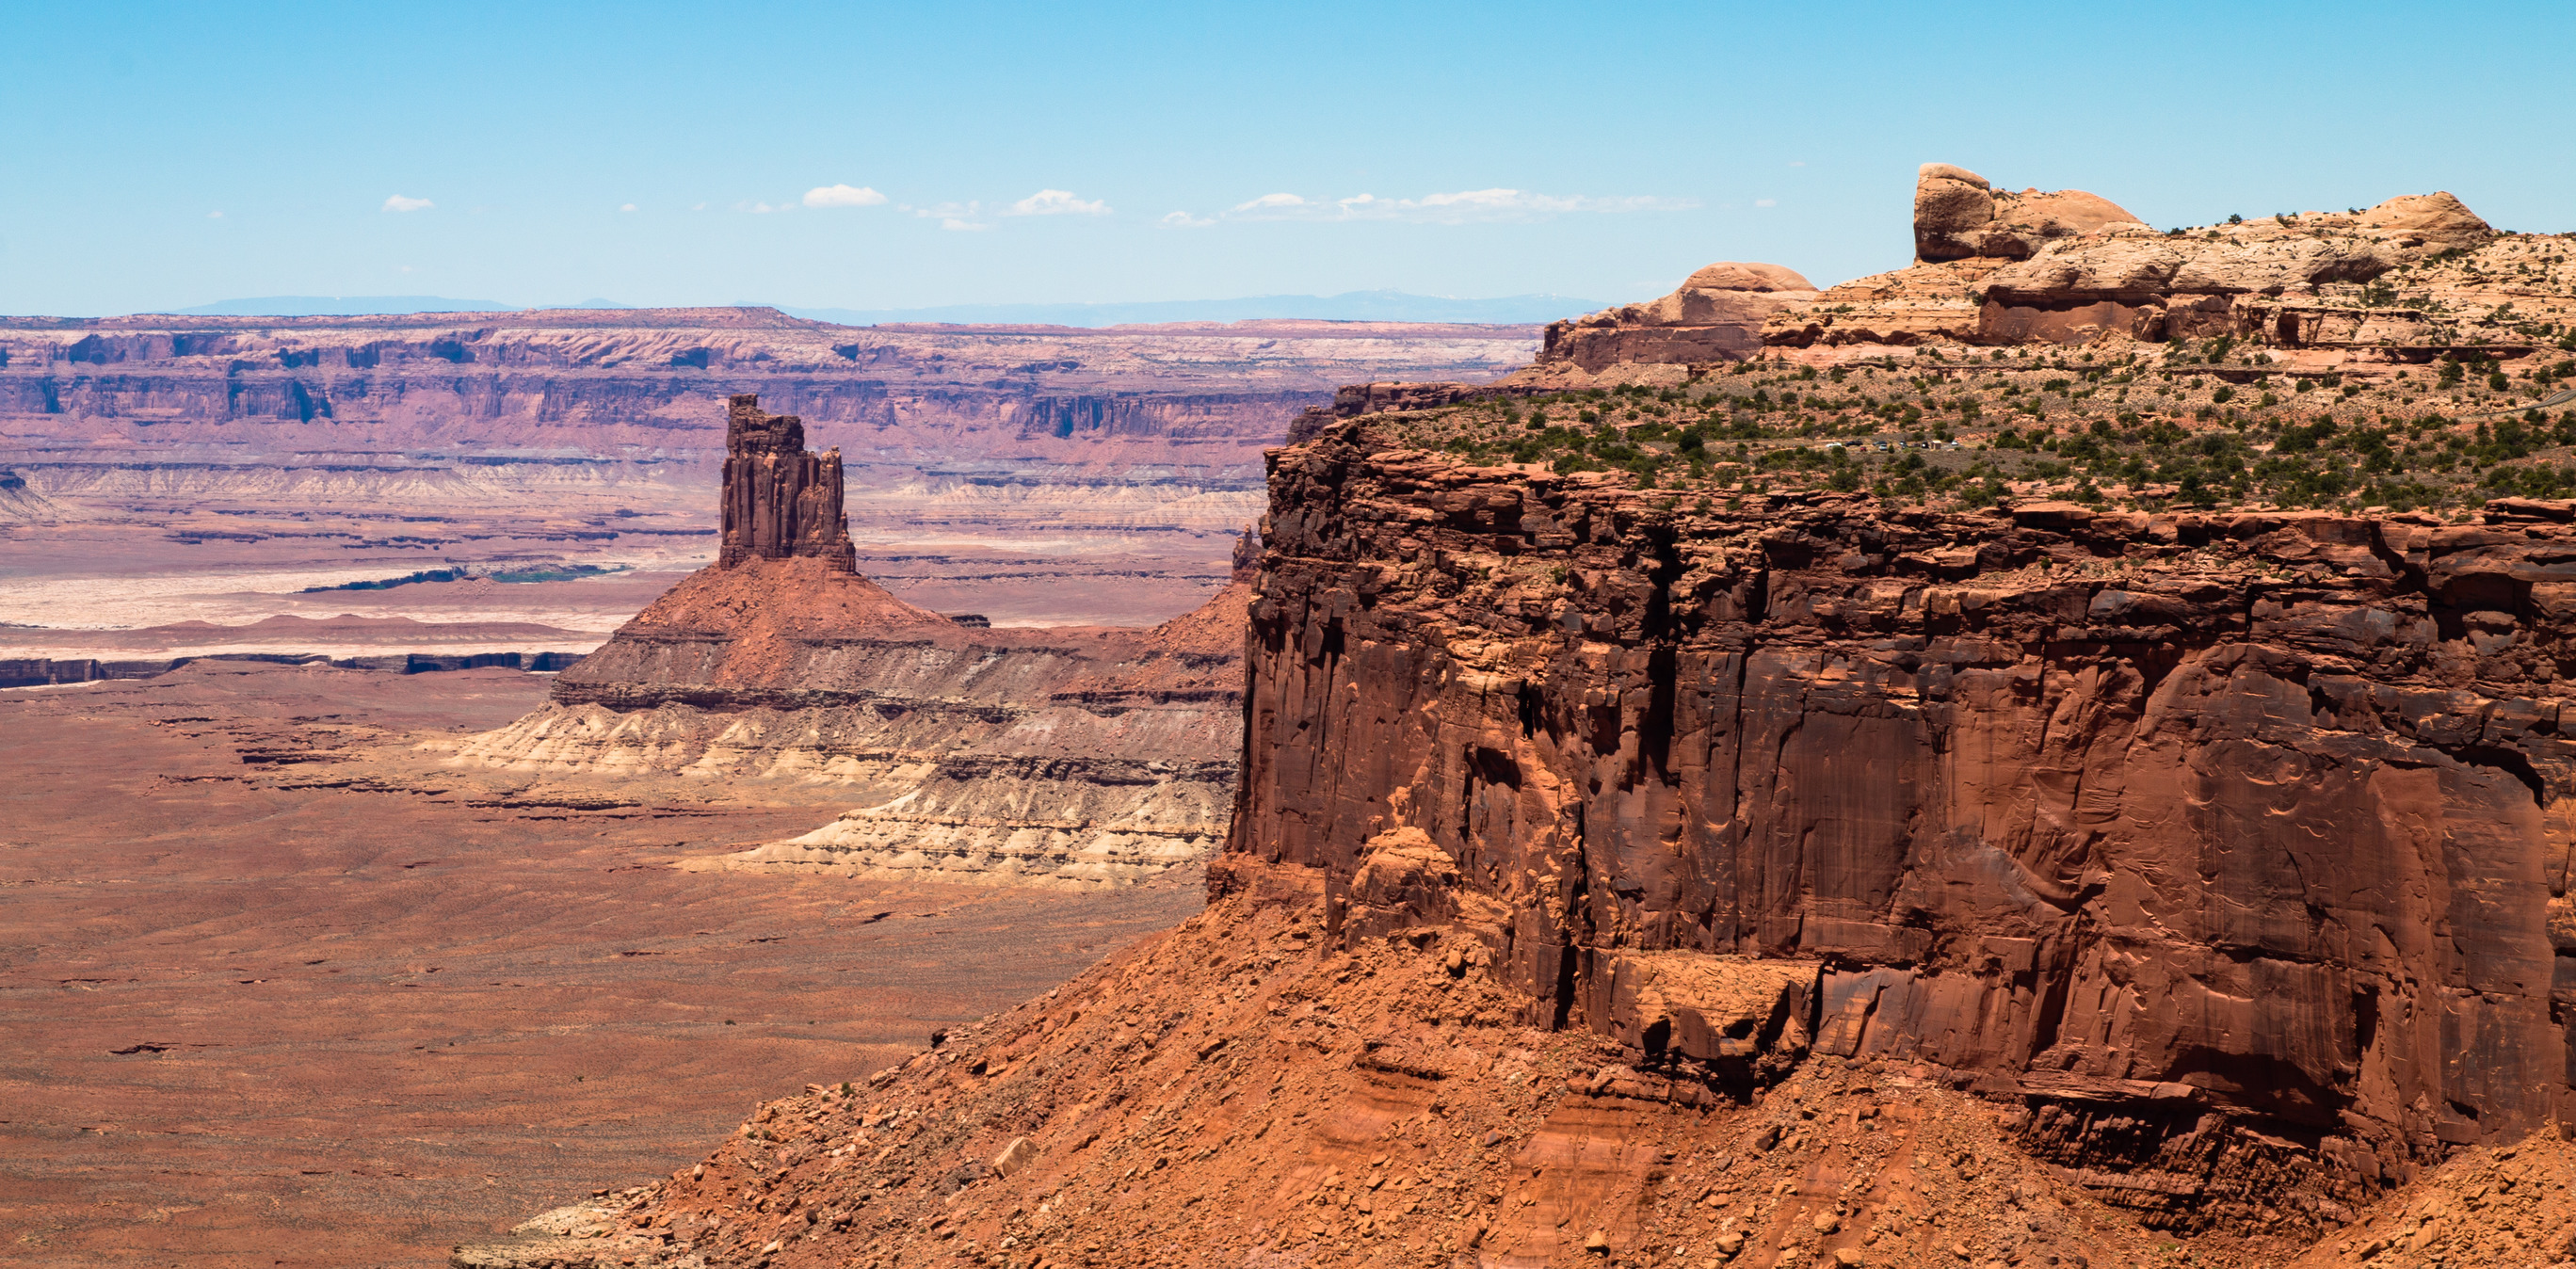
[128,289,1600,326]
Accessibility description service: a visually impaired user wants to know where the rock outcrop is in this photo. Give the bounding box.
[1226,423,2576,1214]
[1504,164,2498,380]
[451,395,1248,888]
[1515,263,1820,387]
[1768,164,2508,354]
[716,394,857,571]
[455,413,2576,1269]
[1914,163,2148,263]
[445,172,2576,1269]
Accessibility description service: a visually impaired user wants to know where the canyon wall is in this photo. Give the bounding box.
[0,306,1530,659]
[448,166,2576,1269]
[0,307,1535,479]
[1221,420,2576,1213]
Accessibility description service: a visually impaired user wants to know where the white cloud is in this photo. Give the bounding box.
[620,202,637,213]
[381,194,433,213]
[1754,198,1778,208]
[1007,189,1110,217]
[1788,160,1807,168]
[941,217,990,233]
[1220,187,1695,225]
[803,184,888,209]
[692,202,707,211]
[1161,211,1216,228]
[207,210,223,218]
[737,201,787,214]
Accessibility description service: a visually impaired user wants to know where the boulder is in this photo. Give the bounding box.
[2356,191,2492,257]
[1914,164,1998,262]
[2013,188,2141,233]
[1532,262,1817,373]
[990,1136,1038,1177]
[1916,165,2142,262]
[1682,262,1816,293]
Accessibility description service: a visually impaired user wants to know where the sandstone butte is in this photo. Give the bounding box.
[456,169,2576,1269]
[448,394,1251,889]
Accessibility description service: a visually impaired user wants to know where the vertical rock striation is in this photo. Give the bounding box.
[1219,420,2576,1216]
[717,394,858,571]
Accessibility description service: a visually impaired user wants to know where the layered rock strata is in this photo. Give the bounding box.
[0,308,1537,614]
[445,170,2576,1268]
[1509,264,1822,390]
[1223,421,2576,1216]
[451,398,1248,888]
[716,394,857,570]
[1766,163,2514,356]
[1912,162,2149,263]
[1504,162,2543,386]
[456,415,2576,1269]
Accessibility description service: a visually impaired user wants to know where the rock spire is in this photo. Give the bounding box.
[717,394,857,571]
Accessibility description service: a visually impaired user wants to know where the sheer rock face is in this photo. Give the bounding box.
[1223,421,2576,1201]
[717,394,858,571]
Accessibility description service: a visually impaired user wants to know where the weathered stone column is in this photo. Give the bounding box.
[717,394,857,571]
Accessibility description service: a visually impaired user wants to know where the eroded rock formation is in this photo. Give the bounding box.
[452,395,1248,889]
[717,394,858,571]
[1770,164,2504,354]
[445,172,2576,1269]
[1225,423,2576,1214]
[1515,264,1821,389]
[1509,162,2526,375]
[0,308,1537,625]
[1913,163,2148,263]
[455,414,2576,1269]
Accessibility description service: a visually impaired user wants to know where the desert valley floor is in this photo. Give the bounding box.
[0,661,1202,1266]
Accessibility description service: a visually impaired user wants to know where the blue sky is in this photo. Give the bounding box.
[3,0,2569,317]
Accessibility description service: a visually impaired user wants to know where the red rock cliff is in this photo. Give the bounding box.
[1222,420,2576,1211]
[717,394,858,571]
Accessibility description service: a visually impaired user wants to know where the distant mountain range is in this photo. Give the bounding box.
[171,296,626,316]
[780,291,1603,327]
[165,290,1600,326]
